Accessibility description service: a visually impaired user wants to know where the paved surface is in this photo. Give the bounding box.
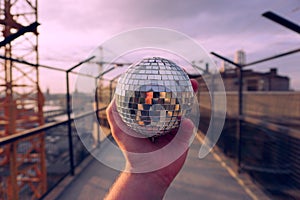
[56,137,253,200]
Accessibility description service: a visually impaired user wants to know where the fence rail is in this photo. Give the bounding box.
[0,109,103,199]
[208,48,300,199]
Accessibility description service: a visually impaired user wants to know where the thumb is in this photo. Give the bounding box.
[173,118,195,148]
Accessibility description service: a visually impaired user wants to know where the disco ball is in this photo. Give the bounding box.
[115,57,194,137]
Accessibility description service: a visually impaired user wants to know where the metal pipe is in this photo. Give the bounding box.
[262,11,300,34]
[0,108,106,146]
[210,52,243,171]
[95,78,100,144]
[244,48,300,67]
[237,66,243,170]
[0,55,96,78]
[66,72,75,176]
[109,80,113,101]
[66,56,95,72]
[0,22,40,47]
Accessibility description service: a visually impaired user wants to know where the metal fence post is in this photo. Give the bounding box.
[210,52,244,171]
[109,80,112,102]
[237,66,243,171]
[95,78,100,144]
[66,71,75,176]
[65,56,95,175]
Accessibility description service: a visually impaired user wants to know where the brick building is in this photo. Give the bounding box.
[223,68,289,91]
[193,68,290,92]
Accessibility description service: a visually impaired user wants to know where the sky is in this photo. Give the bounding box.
[37,0,300,92]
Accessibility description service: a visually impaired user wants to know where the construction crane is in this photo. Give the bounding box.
[0,0,46,199]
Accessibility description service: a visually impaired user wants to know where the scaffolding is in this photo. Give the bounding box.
[0,0,46,199]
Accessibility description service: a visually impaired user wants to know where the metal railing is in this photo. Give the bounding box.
[207,35,299,200]
[1,10,299,200]
[0,51,116,199]
[94,50,300,200]
[0,109,102,199]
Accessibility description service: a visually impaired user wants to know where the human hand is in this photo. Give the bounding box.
[105,79,198,199]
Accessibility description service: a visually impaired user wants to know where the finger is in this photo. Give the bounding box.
[158,118,194,164]
[106,99,136,136]
[190,79,198,93]
[106,98,120,132]
[106,99,150,151]
[175,118,195,146]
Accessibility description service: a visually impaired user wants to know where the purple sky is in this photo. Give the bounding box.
[38,0,300,92]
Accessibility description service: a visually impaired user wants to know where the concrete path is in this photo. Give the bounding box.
[56,137,254,200]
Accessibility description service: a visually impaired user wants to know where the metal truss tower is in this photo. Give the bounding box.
[0,0,46,199]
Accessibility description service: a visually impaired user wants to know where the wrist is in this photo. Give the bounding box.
[125,172,169,197]
[105,171,169,200]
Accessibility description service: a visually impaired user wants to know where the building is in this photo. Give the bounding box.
[194,68,290,92]
[234,50,246,65]
[223,68,289,91]
[220,60,233,72]
[192,50,289,92]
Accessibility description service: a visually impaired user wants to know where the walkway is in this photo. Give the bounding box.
[54,135,262,200]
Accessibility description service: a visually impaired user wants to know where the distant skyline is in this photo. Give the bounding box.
[38,0,300,92]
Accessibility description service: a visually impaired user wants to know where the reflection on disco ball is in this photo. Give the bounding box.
[115,57,194,137]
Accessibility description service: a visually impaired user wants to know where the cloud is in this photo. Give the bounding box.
[37,0,300,91]
[39,0,300,50]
